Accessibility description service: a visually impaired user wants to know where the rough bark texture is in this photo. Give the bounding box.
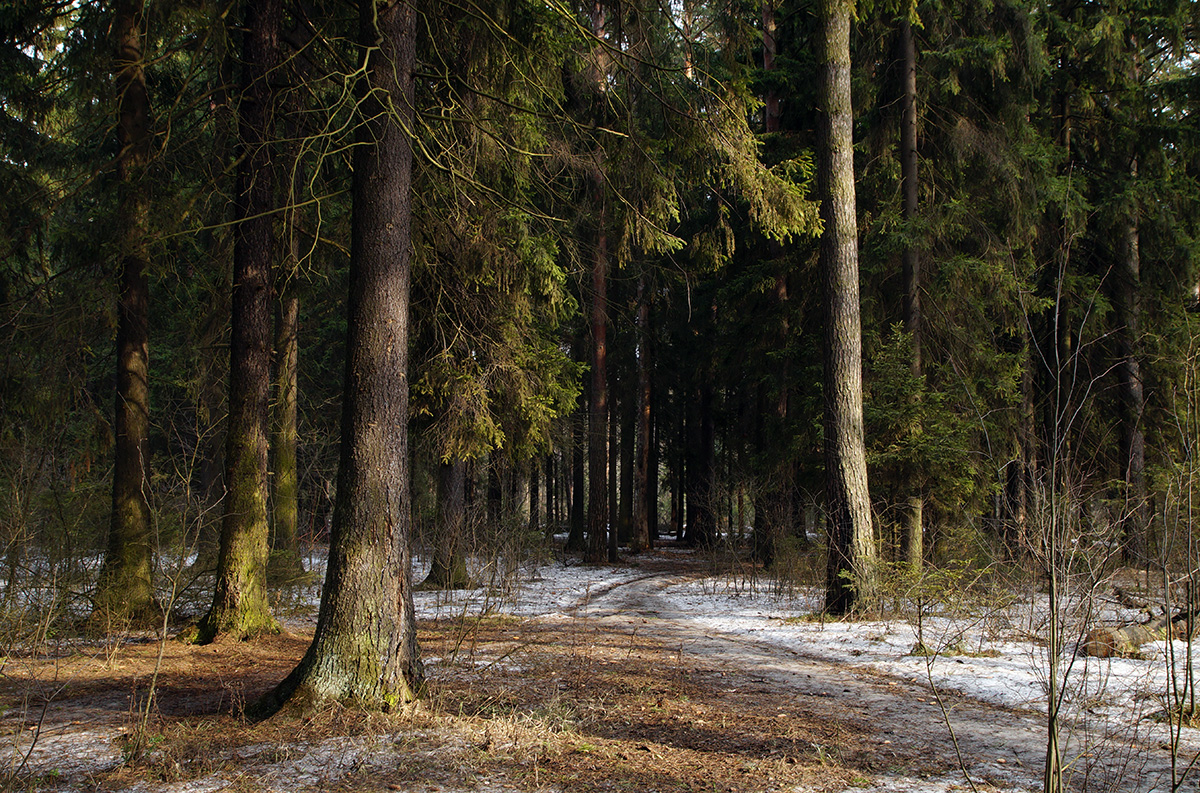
[95,0,159,626]
[899,17,923,571]
[421,461,472,590]
[260,0,423,713]
[197,0,282,643]
[820,0,877,615]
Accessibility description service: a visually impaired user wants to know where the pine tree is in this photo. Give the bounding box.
[259,0,423,712]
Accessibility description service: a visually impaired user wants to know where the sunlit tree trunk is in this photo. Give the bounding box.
[821,0,877,615]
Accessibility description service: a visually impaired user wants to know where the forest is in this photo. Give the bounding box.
[3,0,1200,791]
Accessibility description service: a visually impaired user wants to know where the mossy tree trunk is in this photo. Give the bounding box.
[259,0,423,713]
[197,0,282,643]
[820,0,877,615]
[270,286,303,581]
[95,0,160,627]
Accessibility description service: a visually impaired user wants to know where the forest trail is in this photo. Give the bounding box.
[5,551,1200,792]
[567,562,1190,793]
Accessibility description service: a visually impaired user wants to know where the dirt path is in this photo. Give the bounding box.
[570,569,1190,793]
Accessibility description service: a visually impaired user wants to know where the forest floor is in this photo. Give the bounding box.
[1,545,1198,792]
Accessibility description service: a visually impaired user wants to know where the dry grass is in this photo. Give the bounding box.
[0,598,894,792]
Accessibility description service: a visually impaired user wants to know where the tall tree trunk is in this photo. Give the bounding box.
[899,17,923,571]
[260,0,422,712]
[421,461,471,590]
[632,275,653,552]
[269,85,307,582]
[197,0,282,642]
[587,187,610,563]
[820,0,877,615]
[95,0,159,626]
[1118,167,1147,563]
[270,285,303,581]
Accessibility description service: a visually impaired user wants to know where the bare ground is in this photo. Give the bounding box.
[0,550,1181,792]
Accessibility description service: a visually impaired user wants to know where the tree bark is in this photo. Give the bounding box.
[820,0,877,615]
[421,461,472,590]
[587,186,610,563]
[1117,162,1147,564]
[260,0,423,712]
[568,391,587,551]
[899,17,923,571]
[269,286,303,581]
[95,0,159,626]
[197,0,282,642]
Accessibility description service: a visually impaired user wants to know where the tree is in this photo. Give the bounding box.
[259,0,423,712]
[196,0,283,642]
[897,12,922,570]
[821,0,877,615]
[94,0,159,626]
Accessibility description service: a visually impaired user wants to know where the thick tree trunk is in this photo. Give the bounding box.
[260,0,423,713]
[421,461,472,590]
[820,0,877,615]
[96,0,159,626]
[197,0,282,643]
[632,275,653,552]
[899,17,923,571]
